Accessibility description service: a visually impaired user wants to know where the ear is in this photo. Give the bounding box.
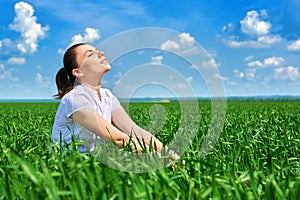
[72,68,83,77]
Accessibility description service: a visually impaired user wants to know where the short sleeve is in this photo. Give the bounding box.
[111,93,120,112]
[63,92,94,118]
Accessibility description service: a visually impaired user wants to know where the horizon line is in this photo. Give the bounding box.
[0,95,299,102]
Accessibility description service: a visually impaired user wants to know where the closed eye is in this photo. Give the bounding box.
[86,50,93,57]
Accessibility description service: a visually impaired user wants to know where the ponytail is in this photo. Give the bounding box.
[53,67,75,99]
[53,43,86,99]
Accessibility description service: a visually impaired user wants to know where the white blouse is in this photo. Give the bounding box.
[51,83,120,152]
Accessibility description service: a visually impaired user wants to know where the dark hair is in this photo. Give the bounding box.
[53,43,86,99]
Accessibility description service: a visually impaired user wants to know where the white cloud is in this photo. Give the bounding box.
[222,23,235,33]
[57,48,64,54]
[274,66,299,81]
[117,1,145,15]
[0,70,19,81]
[7,57,26,65]
[160,32,199,55]
[247,56,284,68]
[71,27,100,45]
[223,35,281,48]
[198,58,218,69]
[160,40,180,51]
[9,2,49,54]
[0,39,14,54]
[222,10,281,48]
[233,69,244,78]
[214,73,228,81]
[113,72,123,78]
[257,35,281,45]
[178,33,195,48]
[244,56,254,62]
[138,50,145,55]
[248,60,263,67]
[150,56,163,65]
[177,83,187,89]
[264,57,284,66]
[287,39,300,51]
[240,10,271,36]
[260,9,268,18]
[0,65,18,81]
[0,71,17,81]
[224,39,268,48]
[186,76,193,83]
[35,72,50,88]
[227,81,237,86]
[246,68,256,80]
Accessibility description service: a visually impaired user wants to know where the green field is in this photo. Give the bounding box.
[0,101,299,199]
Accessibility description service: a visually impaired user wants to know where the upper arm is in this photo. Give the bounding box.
[72,108,129,148]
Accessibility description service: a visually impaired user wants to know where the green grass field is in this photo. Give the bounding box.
[0,101,299,199]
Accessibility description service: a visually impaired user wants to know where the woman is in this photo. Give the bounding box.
[51,43,179,160]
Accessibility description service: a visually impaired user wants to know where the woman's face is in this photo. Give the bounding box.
[75,44,111,76]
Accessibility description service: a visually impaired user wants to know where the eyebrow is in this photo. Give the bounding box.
[84,49,93,56]
[84,48,98,56]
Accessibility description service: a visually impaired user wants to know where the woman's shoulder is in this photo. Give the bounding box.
[60,87,78,101]
[101,87,112,93]
[100,87,115,97]
[61,85,93,103]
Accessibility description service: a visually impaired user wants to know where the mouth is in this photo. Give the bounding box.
[100,58,107,64]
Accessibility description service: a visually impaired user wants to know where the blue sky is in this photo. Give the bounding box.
[0,0,300,99]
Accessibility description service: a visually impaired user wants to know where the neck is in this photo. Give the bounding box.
[82,82,101,91]
[75,78,101,92]
[77,72,103,87]
[79,80,102,101]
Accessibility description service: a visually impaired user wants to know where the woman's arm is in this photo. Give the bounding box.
[72,109,141,151]
[111,106,180,160]
[111,106,163,151]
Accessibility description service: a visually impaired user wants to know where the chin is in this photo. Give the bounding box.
[104,64,111,72]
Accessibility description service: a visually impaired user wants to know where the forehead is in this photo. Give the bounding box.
[76,44,95,55]
[75,44,95,64]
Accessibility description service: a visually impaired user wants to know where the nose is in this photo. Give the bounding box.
[97,51,104,58]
